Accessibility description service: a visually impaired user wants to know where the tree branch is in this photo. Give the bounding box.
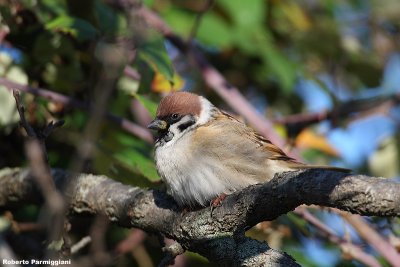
[339,211,400,266]
[1,167,399,266]
[273,92,400,136]
[294,207,382,267]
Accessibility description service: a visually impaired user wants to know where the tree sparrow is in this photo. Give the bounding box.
[148,92,349,207]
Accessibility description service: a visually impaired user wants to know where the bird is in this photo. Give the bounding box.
[148,92,349,207]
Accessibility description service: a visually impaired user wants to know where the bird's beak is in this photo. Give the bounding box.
[147,119,168,131]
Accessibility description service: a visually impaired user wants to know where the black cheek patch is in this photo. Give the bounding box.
[178,119,196,132]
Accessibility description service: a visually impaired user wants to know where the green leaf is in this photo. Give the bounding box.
[233,27,297,92]
[39,0,67,16]
[96,131,160,183]
[218,0,265,28]
[113,149,160,182]
[138,37,174,82]
[142,0,155,7]
[133,94,158,118]
[94,1,118,34]
[197,13,233,48]
[259,43,297,92]
[45,15,99,41]
[284,245,321,267]
[163,8,194,38]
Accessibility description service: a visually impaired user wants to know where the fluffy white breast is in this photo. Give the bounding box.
[155,129,227,206]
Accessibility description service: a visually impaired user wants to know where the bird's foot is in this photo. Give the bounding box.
[211,193,227,207]
[210,193,227,215]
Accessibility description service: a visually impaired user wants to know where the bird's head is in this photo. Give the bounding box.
[148,92,216,144]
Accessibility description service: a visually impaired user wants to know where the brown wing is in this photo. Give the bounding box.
[220,111,298,161]
[219,112,350,172]
[190,112,302,183]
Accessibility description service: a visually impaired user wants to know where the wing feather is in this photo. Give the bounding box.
[190,112,301,183]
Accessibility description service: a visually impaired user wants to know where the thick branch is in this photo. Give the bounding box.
[1,168,399,266]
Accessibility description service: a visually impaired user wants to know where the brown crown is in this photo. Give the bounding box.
[156,92,202,118]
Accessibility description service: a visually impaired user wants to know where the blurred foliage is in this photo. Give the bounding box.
[1,0,400,266]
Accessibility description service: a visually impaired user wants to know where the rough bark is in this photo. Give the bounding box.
[1,167,399,266]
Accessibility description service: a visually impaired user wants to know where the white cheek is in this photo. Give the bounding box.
[197,97,214,125]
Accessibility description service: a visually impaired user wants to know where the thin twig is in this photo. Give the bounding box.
[187,0,215,44]
[13,90,36,137]
[89,215,112,267]
[0,78,153,143]
[339,211,400,267]
[71,236,92,254]
[294,207,381,267]
[273,93,400,133]
[42,120,65,139]
[13,90,68,143]
[25,140,65,241]
[124,66,141,81]
[13,90,66,258]
[14,90,64,162]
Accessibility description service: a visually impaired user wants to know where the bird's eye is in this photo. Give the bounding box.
[171,113,179,119]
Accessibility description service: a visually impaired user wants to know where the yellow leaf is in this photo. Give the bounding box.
[273,124,288,139]
[295,129,338,156]
[151,71,185,93]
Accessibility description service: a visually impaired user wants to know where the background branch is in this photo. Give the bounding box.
[339,211,400,266]
[294,207,382,267]
[274,93,400,136]
[12,90,66,254]
[0,78,153,144]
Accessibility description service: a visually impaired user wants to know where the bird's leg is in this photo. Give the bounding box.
[210,193,227,208]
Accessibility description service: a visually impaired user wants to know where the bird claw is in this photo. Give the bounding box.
[210,193,227,214]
